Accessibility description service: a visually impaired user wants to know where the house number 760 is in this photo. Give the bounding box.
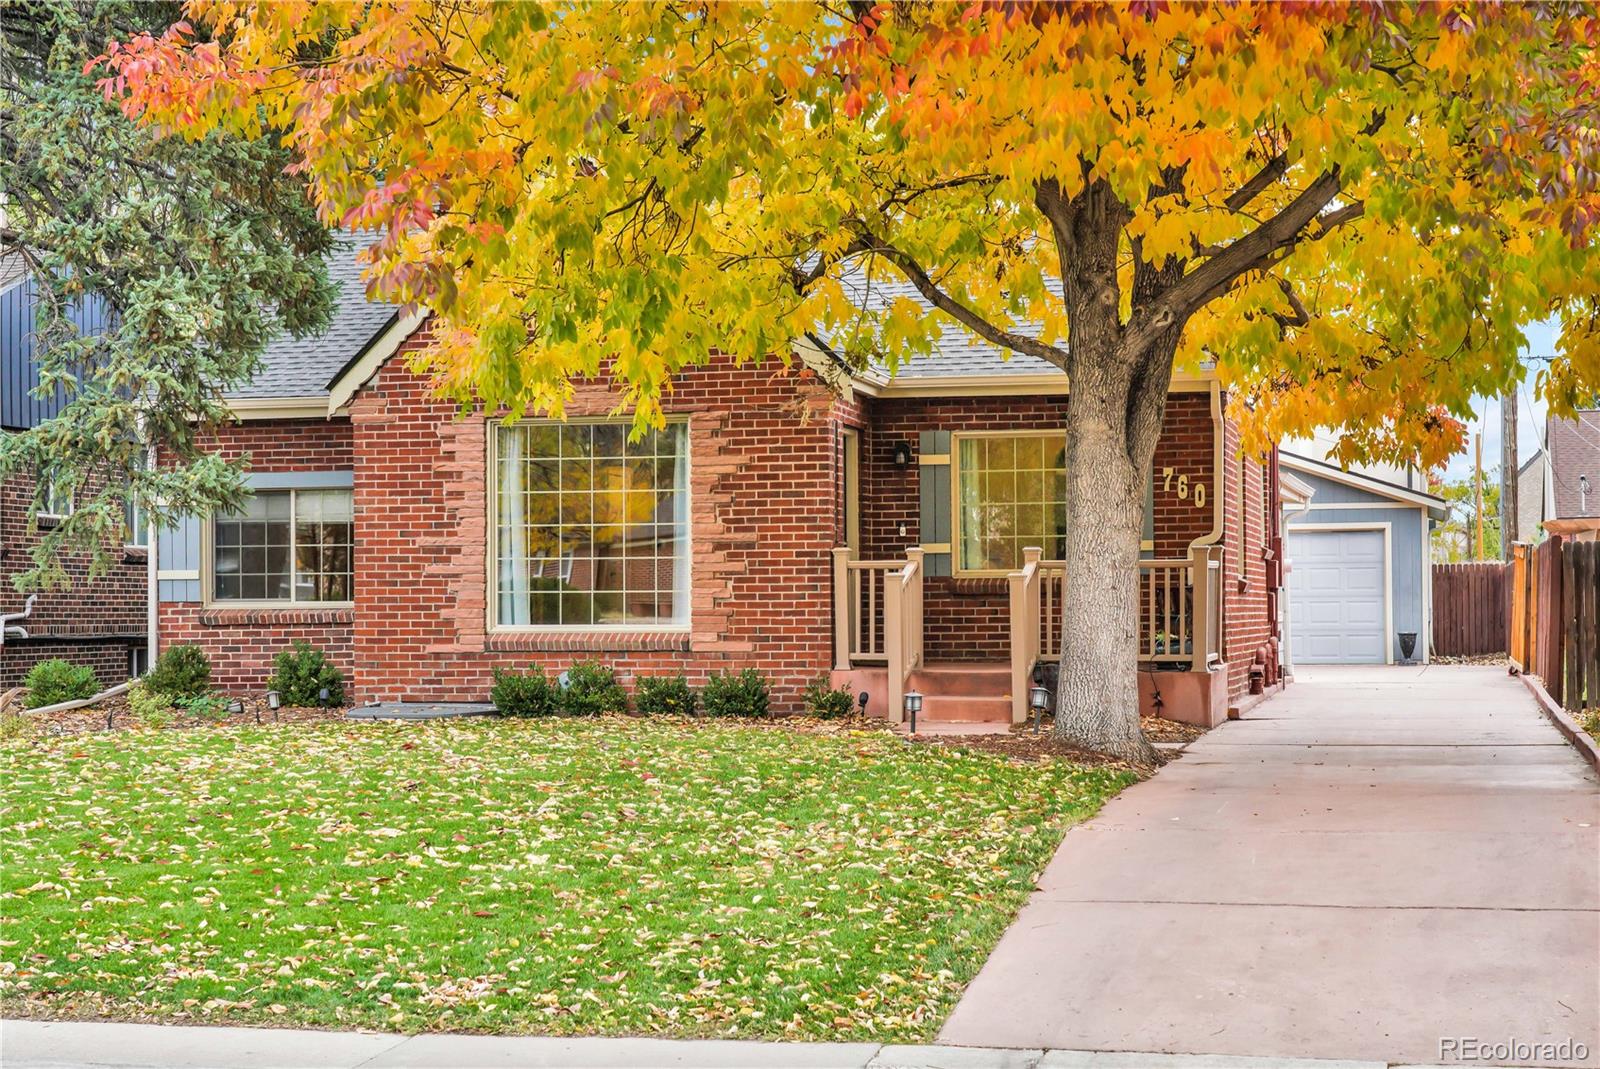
[1161,467,1207,509]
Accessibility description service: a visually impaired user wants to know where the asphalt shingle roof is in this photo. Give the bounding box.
[831,271,1060,381]
[228,236,397,400]
[1547,410,1600,518]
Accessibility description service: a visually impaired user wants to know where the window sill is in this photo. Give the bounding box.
[487,629,691,653]
[122,546,149,563]
[199,606,355,627]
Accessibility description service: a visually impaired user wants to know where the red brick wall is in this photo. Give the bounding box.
[157,419,355,691]
[1220,401,1277,702]
[1,469,147,688]
[858,392,1219,662]
[345,339,846,712]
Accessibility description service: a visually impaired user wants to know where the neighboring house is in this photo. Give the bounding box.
[1544,410,1600,541]
[1516,448,1548,543]
[0,269,149,689]
[1279,452,1447,666]
[152,240,1287,727]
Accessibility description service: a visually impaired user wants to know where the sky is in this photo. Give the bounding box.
[1437,318,1560,484]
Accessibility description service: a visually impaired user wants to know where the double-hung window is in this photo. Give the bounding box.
[494,421,689,628]
[211,489,353,603]
[955,432,1069,573]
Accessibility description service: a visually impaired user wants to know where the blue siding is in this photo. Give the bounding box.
[1,276,115,431]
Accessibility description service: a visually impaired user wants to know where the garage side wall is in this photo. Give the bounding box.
[1287,471,1428,665]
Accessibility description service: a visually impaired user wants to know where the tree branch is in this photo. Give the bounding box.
[1223,152,1288,213]
[853,228,1067,365]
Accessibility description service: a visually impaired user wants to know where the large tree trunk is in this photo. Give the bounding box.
[1036,177,1180,767]
[1054,370,1160,766]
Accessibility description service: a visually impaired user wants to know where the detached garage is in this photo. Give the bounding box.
[1281,454,1448,666]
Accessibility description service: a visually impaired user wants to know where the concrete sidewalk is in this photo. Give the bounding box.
[0,1019,1424,1069]
[939,666,1600,1068]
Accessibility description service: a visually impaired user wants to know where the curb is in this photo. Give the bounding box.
[0,1021,1392,1069]
[1514,669,1600,773]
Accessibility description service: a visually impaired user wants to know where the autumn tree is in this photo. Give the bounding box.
[103,2,1600,761]
[0,0,332,589]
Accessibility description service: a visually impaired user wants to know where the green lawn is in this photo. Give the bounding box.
[0,718,1134,1040]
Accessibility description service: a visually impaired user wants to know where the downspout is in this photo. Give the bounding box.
[1279,492,1314,679]
[143,437,158,673]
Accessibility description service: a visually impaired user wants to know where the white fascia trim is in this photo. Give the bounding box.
[1280,452,1447,514]
[226,396,331,420]
[846,367,1217,399]
[327,308,429,414]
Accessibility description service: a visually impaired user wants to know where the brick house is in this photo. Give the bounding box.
[1,271,149,689]
[153,242,1287,725]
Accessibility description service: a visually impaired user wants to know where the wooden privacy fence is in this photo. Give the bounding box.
[1510,538,1600,714]
[1432,561,1509,656]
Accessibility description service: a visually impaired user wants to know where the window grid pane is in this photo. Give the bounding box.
[958,434,1068,572]
[497,423,687,627]
[212,489,353,603]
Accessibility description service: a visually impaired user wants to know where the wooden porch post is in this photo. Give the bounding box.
[1189,545,1213,673]
[905,547,925,673]
[1010,546,1042,724]
[832,546,853,671]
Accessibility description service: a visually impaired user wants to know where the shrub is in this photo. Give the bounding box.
[176,693,232,722]
[802,677,857,720]
[268,641,346,706]
[0,711,32,740]
[634,674,696,717]
[144,644,211,700]
[23,659,99,708]
[557,660,628,716]
[128,683,176,727]
[491,668,558,717]
[701,668,770,718]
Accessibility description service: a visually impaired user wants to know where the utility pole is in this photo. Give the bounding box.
[1474,432,1485,560]
[1501,390,1518,559]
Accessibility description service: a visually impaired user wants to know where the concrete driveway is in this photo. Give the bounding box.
[940,665,1600,1067]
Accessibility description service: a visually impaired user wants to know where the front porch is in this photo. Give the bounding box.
[830,544,1231,728]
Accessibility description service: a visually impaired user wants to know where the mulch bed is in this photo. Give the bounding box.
[10,694,347,738]
[1430,653,1509,666]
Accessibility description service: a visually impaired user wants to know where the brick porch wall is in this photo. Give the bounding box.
[1,469,147,688]
[156,419,356,691]
[346,341,844,712]
[858,391,1220,663]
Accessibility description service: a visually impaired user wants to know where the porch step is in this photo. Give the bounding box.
[909,662,1012,698]
[920,694,1012,724]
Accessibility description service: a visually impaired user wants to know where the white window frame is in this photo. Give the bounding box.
[124,451,150,549]
[487,417,692,633]
[39,472,73,519]
[203,488,354,608]
[950,429,1074,577]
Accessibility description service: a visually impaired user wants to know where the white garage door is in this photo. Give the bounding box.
[1288,529,1387,664]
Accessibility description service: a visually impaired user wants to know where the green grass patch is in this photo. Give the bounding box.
[0,718,1134,1040]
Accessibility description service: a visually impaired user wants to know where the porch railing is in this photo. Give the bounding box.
[832,547,924,721]
[1010,545,1223,722]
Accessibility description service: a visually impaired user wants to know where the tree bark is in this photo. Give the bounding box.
[1035,177,1175,767]
[1055,368,1162,766]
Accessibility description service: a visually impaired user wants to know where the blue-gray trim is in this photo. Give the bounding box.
[244,470,353,490]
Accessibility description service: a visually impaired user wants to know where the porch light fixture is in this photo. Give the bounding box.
[891,441,913,470]
[1029,685,1051,736]
[903,690,923,734]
